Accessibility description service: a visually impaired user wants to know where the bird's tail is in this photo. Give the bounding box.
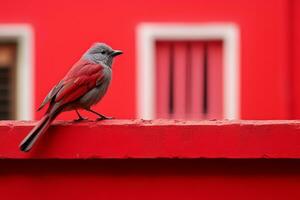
[19,114,54,152]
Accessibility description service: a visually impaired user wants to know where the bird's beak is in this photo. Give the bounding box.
[111,50,123,57]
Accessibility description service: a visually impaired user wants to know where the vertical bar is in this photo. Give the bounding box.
[169,44,174,116]
[185,43,192,118]
[203,43,208,117]
[173,42,187,119]
[207,41,223,119]
[155,42,171,118]
[190,42,205,119]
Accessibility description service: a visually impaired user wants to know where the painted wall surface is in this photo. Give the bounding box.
[1,120,300,199]
[291,0,300,117]
[0,0,299,120]
[2,159,300,200]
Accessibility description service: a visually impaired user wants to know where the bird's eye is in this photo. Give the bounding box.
[100,50,106,54]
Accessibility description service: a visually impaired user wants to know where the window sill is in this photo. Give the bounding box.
[0,120,299,159]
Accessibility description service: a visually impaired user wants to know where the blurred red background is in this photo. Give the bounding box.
[0,0,299,120]
[1,2,300,199]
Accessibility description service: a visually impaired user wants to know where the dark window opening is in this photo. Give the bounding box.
[168,44,174,115]
[0,42,17,120]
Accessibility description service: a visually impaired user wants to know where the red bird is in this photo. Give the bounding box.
[19,43,122,152]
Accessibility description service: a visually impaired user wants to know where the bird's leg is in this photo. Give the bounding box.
[85,108,113,121]
[73,109,88,122]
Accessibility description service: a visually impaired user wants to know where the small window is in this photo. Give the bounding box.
[137,23,240,120]
[0,42,17,119]
[155,41,223,120]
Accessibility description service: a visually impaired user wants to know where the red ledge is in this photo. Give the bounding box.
[0,120,300,159]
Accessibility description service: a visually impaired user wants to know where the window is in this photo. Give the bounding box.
[156,41,223,120]
[0,42,17,119]
[137,23,240,120]
[0,24,34,120]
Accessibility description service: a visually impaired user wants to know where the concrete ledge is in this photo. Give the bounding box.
[0,120,300,159]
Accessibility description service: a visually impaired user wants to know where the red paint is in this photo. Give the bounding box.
[1,120,300,158]
[190,42,204,119]
[156,42,171,118]
[173,42,187,119]
[156,41,223,119]
[1,121,300,199]
[291,0,300,118]
[2,1,300,198]
[207,41,223,119]
[0,0,299,119]
[2,159,300,200]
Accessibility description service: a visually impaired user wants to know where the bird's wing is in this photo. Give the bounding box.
[38,60,104,111]
[54,62,104,105]
[37,81,64,111]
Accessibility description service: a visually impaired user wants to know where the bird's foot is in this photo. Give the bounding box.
[73,117,89,122]
[96,115,114,121]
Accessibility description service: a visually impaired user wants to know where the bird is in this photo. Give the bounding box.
[19,42,122,152]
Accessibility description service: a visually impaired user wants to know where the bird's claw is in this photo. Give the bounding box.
[73,117,88,122]
[96,116,114,121]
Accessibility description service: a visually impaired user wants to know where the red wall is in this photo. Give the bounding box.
[3,159,300,200]
[1,0,299,119]
[291,0,300,118]
[2,120,300,199]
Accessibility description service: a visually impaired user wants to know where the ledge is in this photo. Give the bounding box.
[0,120,300,159]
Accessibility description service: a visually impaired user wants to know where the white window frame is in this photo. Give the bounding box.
[136,23,240,120]
[0,24,34,120]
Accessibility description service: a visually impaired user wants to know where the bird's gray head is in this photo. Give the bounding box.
[83,43,122,67]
